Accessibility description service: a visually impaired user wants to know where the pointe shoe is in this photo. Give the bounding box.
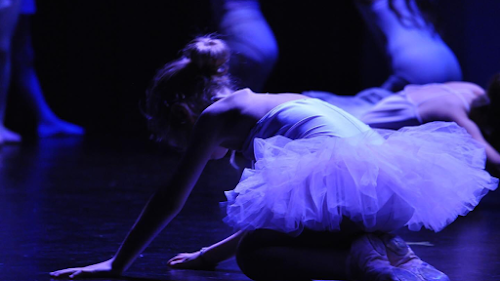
[381,234,450,281]
[37,119,85,138]
[349,234,420,281]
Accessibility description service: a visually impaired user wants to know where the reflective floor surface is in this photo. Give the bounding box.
[0,136,499,281]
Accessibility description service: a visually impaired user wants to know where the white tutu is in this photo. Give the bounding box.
[223,122,498,234]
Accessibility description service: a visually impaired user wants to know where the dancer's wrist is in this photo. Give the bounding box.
[198,247,218,269]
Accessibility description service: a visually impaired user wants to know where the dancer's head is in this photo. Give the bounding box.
[145,36,234,149]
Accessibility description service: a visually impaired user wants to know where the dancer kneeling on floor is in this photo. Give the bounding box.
[51,36,498,281]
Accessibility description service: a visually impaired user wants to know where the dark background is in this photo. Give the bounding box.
[6,0,500,138]
[1,2,500,280]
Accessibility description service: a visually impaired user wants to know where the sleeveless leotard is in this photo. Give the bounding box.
[240,98,371,160]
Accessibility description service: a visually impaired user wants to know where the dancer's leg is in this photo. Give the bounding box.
[0,0,21,144]
[236,229,449,281]
[12,15,84,137]
[236,229,355,280]
[211,0,278,91]
[356,0,462,92]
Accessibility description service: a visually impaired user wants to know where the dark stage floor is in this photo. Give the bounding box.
[1,136,499,281]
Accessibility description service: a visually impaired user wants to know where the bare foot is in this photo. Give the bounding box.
[37,119,85,138]
[0,126,22,143]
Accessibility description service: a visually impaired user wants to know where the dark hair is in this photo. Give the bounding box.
[145,35,234,146]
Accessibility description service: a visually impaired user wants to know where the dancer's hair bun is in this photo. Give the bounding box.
[183,36,230,76]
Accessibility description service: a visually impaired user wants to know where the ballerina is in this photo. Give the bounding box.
[51,36,496,281]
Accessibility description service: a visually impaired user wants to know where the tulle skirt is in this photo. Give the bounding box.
[223,122,498,234]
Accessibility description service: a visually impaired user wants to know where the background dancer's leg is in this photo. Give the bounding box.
[0,0,21,144]
[211,0,278,91]
[11,15,84,138]
[355,0,462,92]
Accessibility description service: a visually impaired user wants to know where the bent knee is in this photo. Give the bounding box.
[236,230,284,280]
[236,232,264,280]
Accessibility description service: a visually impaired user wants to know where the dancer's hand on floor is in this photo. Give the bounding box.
[50,259,119,279]
[168,251,215,270]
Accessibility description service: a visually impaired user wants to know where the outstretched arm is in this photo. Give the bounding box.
[51,113,224,278]
[452,112,500,172]
[168,231,245,270]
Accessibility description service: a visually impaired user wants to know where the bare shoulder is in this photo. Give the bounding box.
[420,95,466,123]
[201,88,274,120]
[200,89,251,120]
[199,88,308,127]
[193,90,252,145]
[197,89,306,150]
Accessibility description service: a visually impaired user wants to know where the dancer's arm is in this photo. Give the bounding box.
[50,113,224,278]
[453,112,500,169]
[168,231,245,269]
